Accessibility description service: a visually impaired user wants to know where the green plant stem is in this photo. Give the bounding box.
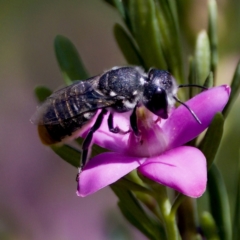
[125,172,163,221]
[208,164,232,240]
[177,197,197,239]
[153,185,180,240]
[170,193,186,218]
[233,149,240,240]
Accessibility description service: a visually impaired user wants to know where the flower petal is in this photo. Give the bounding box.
[79,111,131,153]
[77,152,146,197]
[138,146,207,197]
[163,85,230,149]
[127,119,168,157]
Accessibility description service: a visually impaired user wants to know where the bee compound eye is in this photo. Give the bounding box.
[143,86,168,119]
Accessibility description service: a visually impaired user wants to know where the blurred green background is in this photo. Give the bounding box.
[0,0,240,239]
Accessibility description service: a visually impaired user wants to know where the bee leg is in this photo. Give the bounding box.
[80,108,108,169]
[107,113,120,133]
[130,105,140,136]
[108,113,130,134]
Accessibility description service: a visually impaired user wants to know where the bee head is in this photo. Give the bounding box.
[143,69,178,119]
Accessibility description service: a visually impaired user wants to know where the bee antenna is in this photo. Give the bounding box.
[178,84,208,91]
[173,96,201,124]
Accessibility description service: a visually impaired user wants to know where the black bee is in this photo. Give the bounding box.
[32,66,204,169]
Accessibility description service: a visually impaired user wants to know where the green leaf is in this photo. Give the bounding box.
[127,0,167,69]
[34,86,52,103]
[195,31,211,85]
[203,71,214,88]
[200,211,220,240]
[222,60,240,117]
[208,164,232,240]
[54,35,88,85]
[167,0,179,30]
[155,0,184,83]
[188,57,198,99]
[51,144,80,168]
[198,112,224,169]
[104,0,133,33]
[208,0,218,83]
[104,0,127,21]
[115,178,153,195]
[111,184,165,240]
[118,202,165,240]
[232,150,240,240]
[114,24,144,66]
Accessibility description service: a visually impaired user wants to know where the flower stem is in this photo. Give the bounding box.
[177,197,198,239]
[153,184,180,240]
[170,193,186,218]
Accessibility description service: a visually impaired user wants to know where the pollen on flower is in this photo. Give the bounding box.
[136,106,157,129]
[127,106,168,157]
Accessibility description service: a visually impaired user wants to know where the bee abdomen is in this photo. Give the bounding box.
[39,110,97,145]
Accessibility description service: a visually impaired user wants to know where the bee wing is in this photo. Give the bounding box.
[31,79,114,125]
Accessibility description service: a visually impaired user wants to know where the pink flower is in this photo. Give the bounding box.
[77,85,230,198]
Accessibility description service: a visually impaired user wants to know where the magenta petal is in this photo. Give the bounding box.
[77,152,146,197]
[80,112,131,153]
[163,85,230,149]
[138,146,207,197]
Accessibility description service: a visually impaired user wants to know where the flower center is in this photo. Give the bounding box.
[126,106,168,157]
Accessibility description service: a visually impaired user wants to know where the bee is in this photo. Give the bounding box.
[31,66,205,170]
